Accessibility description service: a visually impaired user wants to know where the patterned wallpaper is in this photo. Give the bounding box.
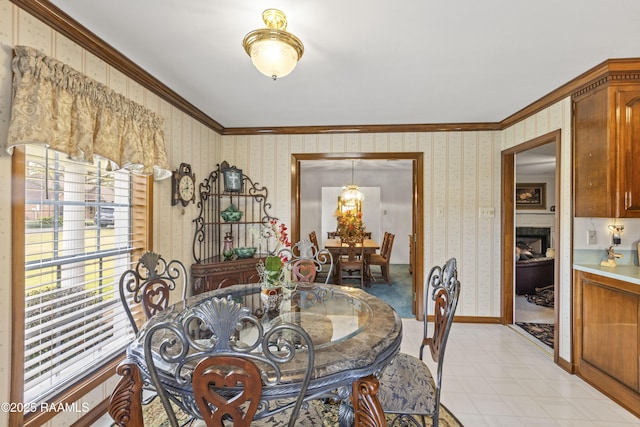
[0,0,575,423]
[0,1,221,423]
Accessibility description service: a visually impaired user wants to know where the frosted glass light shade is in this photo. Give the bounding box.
[249,38,299,79]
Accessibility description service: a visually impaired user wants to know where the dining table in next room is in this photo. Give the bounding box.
[324,238,380,284]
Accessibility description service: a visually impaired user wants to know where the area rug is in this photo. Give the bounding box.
[525,285,554,308]
[121,398,463,426]
[516,322,554,349]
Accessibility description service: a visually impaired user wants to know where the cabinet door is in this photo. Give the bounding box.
[617,87,640,217]
[573,88,615,217]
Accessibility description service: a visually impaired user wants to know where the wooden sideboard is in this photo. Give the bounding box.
[573,270,640,417]
[192,256,264,294]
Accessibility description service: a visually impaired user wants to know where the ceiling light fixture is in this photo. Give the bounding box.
[242,9,304,80]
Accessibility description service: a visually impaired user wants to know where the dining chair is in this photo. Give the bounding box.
[279,238,334,284]
[309,230,320,249]
[118,251,188,334]
[377,257,461,427]
[337,241,366,288]
[368,232,395,284]
[144,297,321,427]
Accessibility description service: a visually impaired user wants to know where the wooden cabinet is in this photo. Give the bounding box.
[573,77,640,217]
[191,161,277,296]
[574,271,640,416]
[192,256,264,294]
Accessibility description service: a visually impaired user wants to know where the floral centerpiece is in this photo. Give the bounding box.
[251,220,294,313]
[336,209,365,242]
[248,219,291,256]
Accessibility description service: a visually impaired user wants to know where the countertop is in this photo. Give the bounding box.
[573,263,640,285]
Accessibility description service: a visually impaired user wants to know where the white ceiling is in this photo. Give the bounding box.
[47,0,640,130]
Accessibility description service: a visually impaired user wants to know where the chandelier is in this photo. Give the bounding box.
[242,9,304,80]
[340,161,364,208]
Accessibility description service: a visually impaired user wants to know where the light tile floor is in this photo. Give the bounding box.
[400,320,640,426]
[95,321,640,426]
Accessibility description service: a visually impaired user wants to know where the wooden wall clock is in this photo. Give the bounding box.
[171,163,196,206]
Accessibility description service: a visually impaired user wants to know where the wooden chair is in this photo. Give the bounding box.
[368,232,395,284]
[337,241,365,288]
[377,258,461,427]
[144,297,320,427]
[279,238,334,284]
[309,230,320,249]
[118,251,188,334]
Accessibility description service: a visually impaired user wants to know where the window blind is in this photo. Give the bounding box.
[22,145,141,406]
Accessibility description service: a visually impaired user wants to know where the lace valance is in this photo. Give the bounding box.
[6,46,170,180]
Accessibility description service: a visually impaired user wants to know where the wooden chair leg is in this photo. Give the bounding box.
[109,360,144,427]
[352,374,386,427]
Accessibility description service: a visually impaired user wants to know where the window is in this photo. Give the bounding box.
[15,145,150,416]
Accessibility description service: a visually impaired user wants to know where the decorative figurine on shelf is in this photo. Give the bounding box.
[222,232,234,261]
[600,245,623,267]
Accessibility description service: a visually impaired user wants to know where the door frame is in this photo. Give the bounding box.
[501,129,561,362]
[290,152,425,319]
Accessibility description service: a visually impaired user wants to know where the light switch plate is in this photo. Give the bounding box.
[587,230,597,245]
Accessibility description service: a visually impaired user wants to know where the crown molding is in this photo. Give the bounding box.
[10,0,640,136]
[9,0,224,134]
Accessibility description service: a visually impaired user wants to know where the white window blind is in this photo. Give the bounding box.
[23,145,138,406]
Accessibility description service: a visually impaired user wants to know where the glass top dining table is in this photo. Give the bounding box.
[112,282,402,426]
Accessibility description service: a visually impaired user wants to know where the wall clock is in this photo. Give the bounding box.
[171,163,196,206]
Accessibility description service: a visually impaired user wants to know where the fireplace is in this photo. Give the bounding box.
[516,227,551,255]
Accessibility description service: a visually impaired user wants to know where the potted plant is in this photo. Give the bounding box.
[257,255,287,313]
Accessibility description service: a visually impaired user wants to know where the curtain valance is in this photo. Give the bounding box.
[6,46,170,180]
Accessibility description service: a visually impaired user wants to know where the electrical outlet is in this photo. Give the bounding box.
[587,230,597,245]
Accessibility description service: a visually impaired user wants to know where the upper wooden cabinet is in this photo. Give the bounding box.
[573,62,640,217]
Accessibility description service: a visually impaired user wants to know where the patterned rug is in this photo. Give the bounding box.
[516,322,554,348]
[120,398,463,426]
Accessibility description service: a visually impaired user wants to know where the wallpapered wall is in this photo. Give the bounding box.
[0,1,221,424]
[0,0,574,424]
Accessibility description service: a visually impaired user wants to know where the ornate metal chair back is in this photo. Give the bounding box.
[144,297,315,427]
[421,257,461,380]
[118,251,188,334]
[279,239,334,285]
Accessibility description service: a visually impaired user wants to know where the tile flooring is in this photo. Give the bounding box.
[94,320,640,426]
[400,320,640,426]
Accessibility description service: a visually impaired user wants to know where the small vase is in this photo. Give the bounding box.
[260,287,283,313]
[222,232,234,261]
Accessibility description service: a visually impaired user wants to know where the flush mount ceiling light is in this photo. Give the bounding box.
[242,8,304,80]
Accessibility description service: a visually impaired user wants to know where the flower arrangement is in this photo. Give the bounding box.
[336,209,365,241]
[248,219,291,256]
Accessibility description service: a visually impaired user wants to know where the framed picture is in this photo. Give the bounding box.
[222,165,243,193]
[515,183,546,209]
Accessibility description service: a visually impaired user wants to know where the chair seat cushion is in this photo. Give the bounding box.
[368,254,386,263]
[377,352,436,414]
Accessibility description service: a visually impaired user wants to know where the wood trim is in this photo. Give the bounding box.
[23,356,124,427]
[11,2,640,136]
[501,130,563,362]
[500,151,515,325]
[290,152,423,320]
[10,147,26,427]
[70,397,110,427]
[8,0,224,134]
[222,122,502,135]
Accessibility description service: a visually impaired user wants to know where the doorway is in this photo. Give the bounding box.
[290,152,425,319]
[502,130,560,360]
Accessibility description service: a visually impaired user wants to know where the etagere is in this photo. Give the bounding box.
[191,161,277,294]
